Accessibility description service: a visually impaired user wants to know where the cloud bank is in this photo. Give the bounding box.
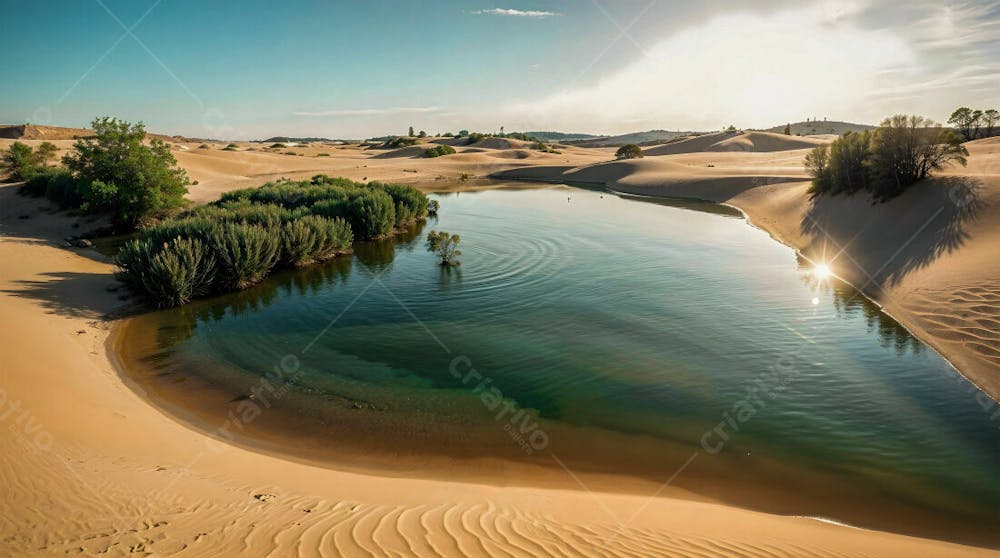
[472,8,559,18]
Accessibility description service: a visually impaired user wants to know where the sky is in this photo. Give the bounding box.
[1,0,998,139]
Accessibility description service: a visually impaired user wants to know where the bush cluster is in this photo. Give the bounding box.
[2,141,57,182]
[424,145,456,158]
[806,115,968,201]
[117,176,429,306]
[615,144,643,159]
[24,117,190,229]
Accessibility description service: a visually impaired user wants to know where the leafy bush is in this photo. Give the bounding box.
[280,215,353,266]
[209,223,281,289]
[115,176,430,306]
[426,230,461,265]
[116,237,216,307]
[63,117,190,228]
[3,141,57,181]
[377,182,429,225]
[806,115,968,201]
[385,136,418,148]
[425,145,456,158]
[347,189,396,239]
[615,144,643,159]
[20,168,84,206]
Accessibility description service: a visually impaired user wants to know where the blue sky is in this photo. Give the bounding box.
[1,1,998,139]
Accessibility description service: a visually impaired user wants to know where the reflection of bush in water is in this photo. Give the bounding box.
[354,220,426,271]
[795,255,923,356]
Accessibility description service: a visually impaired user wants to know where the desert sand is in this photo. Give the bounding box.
[1,131,998,556]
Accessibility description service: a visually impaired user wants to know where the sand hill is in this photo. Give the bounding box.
[643,130,828,156]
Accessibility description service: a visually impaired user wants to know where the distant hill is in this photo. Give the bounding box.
[0,124,187,143]
[761,120,874,136]
[567,130,698,147]
[525,131,604,142]
[258,136,347,143]
[643,130,828,156]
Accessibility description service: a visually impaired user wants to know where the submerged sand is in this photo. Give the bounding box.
[2,132,998,556]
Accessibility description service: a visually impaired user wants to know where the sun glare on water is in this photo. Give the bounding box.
[812,263,832,279]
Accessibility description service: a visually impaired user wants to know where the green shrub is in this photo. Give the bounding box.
[116,237,216,307]
[142,216,218,247]
[806,115,967,201]
[425,145,456,158]
[376,182,429,225]
[2,141,57,182]
[426,230,461,265]
[347,189,396,239]
[63,117,190,228]
[20,168,83,206]
[280,215,353,266]
[209,223,281,289]
[615,144,643,159]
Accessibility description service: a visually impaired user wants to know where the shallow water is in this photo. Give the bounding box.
[122,185,1000,543]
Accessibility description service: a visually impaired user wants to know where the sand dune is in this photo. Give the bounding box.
[3,130,999,556]
[643,131,827,156]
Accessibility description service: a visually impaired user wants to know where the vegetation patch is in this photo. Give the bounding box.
[118,176,431,307]
[806,114,967,201]
[424,145,456,158]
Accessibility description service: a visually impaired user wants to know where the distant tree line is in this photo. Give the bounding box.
[948,107,999,140]
[805,114,967,201]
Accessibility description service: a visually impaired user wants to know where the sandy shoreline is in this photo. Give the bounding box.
[3,134,999,556]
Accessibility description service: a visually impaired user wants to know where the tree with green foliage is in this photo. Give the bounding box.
[984,109,999,137]
[408,126,415,137]
[63,117,190,228]
[615,144,643,160]
[806,115,967,201]
[867,115,967,200]
[783,123,791,135]
[458,130,469,137]
[2,141,57,181]
[948,107,976,140]
[426,230,461,266]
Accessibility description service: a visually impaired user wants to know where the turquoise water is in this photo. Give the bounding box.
[125,186,1000,543]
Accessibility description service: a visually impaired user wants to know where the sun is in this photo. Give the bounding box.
[812,263,832,279]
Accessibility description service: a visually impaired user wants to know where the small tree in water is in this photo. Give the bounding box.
[426,230,461,266]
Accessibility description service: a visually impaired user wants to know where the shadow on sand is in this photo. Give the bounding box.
[799,176,984,288]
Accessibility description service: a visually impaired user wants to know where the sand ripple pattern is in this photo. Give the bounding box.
[0,448,866,558]
[902,281,1000,369]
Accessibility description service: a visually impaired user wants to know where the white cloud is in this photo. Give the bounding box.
[294,106,441,117]
[503,5,915,132]
[472,8,559,17]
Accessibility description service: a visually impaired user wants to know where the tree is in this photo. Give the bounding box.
[2,141,58,182]
[971,110,983,139]
[418,130,427,138]
[804,144,830,194]
[426,230,461,265]
[984,109,999,137]
[63,117,190,228]
[458,130,469,137]
[783,123,791,135]
[948,107,976,140]
[615,144,643,159]
[867,115,968,201]
[408,126,415,137]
